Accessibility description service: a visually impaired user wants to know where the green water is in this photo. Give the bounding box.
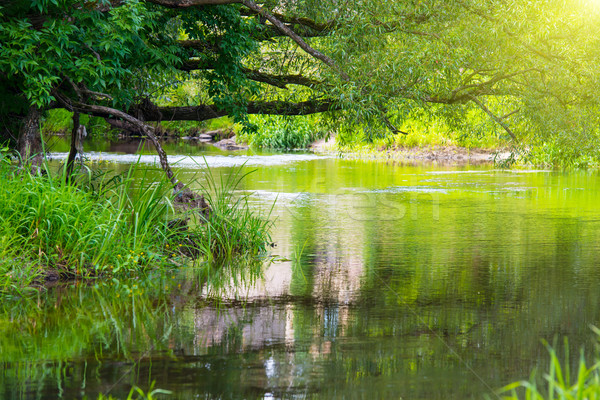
[3,142,600,399]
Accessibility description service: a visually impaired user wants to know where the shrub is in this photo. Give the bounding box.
[240,115,325,149]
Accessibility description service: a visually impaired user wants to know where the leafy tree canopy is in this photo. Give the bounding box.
[2,0,600,164]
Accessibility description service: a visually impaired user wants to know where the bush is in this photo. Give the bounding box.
[240,115,325,149]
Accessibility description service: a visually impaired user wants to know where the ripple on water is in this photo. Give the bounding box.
[48,152,331,167]
[360,186,449,194]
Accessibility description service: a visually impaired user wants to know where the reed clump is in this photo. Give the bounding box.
[191,162,273,262]
[497,334,600,400]
[0,152,272,296]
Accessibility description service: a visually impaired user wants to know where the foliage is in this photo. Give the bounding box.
[237,0,600,164]
[239,115,325,149]
[6,0,600,165]
[497,336,600,400]
[0,156,272,295]
[40,108,72,134]
[525,135,600,169]
[336,111,503,151]
[159,117,234,137]
[0,0,180,110]
[41,109,113,137]
[0,0,257,139]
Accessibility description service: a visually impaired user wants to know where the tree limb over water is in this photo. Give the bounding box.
[4,0,600,171]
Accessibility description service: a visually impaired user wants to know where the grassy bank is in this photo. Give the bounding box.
[0,153,272,296]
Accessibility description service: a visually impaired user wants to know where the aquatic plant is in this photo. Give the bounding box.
[176,161,274,263]
[497,336,600,400]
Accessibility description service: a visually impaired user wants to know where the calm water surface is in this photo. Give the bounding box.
[2,139,600,399]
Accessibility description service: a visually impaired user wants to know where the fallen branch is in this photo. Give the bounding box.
[54,91,210,214]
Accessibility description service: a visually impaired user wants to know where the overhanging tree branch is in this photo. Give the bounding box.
[54,90,180,187]
[451,69,541,101]
[240,8,334,32]
[147,0,241,7]
[179,59,322,88]
[243,69,322,88]
[53,90,208,212]
[469,96,517,141]
[240,0,350,81]
[138,99,338,121]
[48,97,338,121]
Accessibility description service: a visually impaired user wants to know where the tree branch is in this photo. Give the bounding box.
[451,69,540,100]
[240,8,334,32]
[141,100,337,121]
[146,0,241,7]
[243,69,322,88]
[178,40,220,54]
[52,98,336,122]
[55,90,179,187]
[254,24,329,40]
[240,0,350,81]
[500,109,520,120]
[55,91,211,211]
[469,96,517,141]
[382,115,408,135]
[179,59,322,88]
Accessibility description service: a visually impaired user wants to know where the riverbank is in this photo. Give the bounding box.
[41,110,509,165]
[309,135,509,165]
[0,157,272,296]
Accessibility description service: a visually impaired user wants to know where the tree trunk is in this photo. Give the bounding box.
[65,112,80,181]
[18,106,43,168]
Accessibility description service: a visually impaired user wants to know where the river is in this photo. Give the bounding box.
[2,138,600,399]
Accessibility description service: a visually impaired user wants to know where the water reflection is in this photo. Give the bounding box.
[3,144,600,399]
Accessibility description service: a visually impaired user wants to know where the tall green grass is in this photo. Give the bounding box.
[175,161,273,263]
[0,161,175,292]
[497,335,600,400]
[0,152,273,295]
